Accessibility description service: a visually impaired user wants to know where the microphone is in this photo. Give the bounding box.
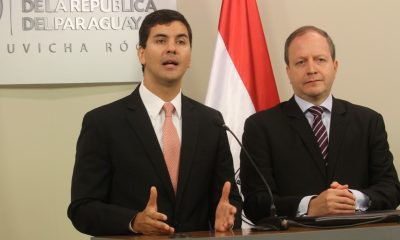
[213,118,288,231]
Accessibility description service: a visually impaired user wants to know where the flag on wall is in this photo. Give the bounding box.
[205,0,280,226]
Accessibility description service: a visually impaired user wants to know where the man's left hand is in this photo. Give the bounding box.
[214,181,237,232]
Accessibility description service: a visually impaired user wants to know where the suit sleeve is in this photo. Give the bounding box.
[360,113,400,210]
[67,112,137,236]
[240,116,303,223]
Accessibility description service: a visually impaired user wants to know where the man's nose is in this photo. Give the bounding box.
[306,60,317,75]
[166,41,177,54]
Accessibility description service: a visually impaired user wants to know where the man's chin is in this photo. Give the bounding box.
[304,86,327,96]
[161,76,182,86]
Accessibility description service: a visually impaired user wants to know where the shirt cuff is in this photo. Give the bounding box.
[350,189,370,211]
[129,214,139,233]
[297,195,316,216]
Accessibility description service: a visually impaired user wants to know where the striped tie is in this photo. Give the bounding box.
[309,106,329,160]
[162,102,180,193]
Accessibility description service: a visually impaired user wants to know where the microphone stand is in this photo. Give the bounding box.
[220,123,288,231]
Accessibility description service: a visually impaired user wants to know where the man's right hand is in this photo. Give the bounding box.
[308,182,356,216]
[132,186,175,235]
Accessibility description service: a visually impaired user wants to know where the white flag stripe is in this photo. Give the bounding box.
[205,33,256,169]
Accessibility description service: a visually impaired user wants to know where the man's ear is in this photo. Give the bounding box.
[137,47,145,65]
[286,64,293,85]
[333,59,339,72]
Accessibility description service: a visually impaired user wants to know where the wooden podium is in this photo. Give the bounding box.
[92,222,400,240]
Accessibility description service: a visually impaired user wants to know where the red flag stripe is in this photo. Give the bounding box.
[218,0,279,111]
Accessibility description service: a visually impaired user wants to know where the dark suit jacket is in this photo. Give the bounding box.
[68,86,242,236]
[240,97,400,223]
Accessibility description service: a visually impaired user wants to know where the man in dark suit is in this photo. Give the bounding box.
[68,9,242,236]
[240,25,400,223]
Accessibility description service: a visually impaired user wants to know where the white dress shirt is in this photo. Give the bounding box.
[139,83,182,149]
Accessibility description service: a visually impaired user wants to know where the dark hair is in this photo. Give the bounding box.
[284,25,335,65]
[139,9,192,49]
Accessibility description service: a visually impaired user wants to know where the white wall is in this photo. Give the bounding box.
[1,1,399,239]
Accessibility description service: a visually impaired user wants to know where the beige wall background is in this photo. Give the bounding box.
[1,1,399,239]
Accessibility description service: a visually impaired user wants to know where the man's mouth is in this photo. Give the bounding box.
[162,60,178,66]
[305,79,321,84]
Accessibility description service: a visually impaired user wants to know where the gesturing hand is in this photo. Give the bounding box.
[214,181,237,232]
[132,186,175,235]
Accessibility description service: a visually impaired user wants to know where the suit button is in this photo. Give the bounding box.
[325,162,328,167]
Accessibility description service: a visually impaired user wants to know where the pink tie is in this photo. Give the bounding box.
[162,102,180,193]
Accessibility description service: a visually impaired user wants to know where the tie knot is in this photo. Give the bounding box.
[309,106,324,117]
[163,102,175,117]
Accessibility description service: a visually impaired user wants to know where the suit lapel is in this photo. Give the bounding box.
[175,95,198,207]
[326,98,348,181]
[125,87,175,201]
[284,97,326,178]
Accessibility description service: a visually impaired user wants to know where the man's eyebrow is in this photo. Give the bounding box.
[152,33,188,38]
[153,33,167,38]
[176,33,189,38]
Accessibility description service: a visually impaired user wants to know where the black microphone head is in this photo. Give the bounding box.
[212,117,226,129]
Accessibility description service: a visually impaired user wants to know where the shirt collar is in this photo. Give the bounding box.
[294,94,333,113]
[139,83,182,119]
